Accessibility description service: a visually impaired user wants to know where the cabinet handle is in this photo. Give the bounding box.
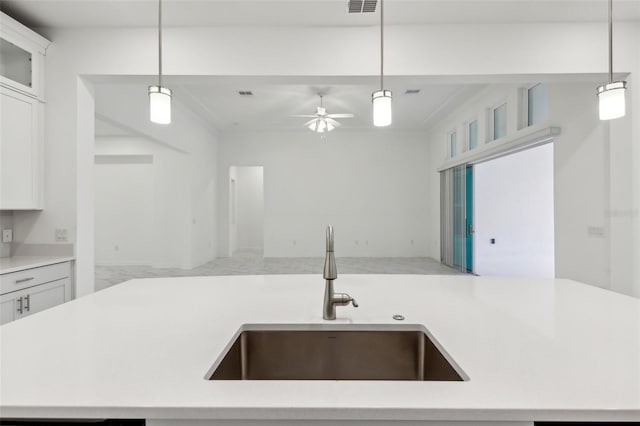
[17,297,23,315]
[15,277,35,284]
[24,295,30,312]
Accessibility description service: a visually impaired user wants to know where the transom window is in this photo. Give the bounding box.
[449,131,457,158]
[493,103,507,140]
[468,120,478,150]
[527,83,549,126]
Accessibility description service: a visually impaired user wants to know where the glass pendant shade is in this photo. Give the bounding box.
[372,90,392,127]
[149,85,172,124]
[597,81,626,120]
[308,119,335,133]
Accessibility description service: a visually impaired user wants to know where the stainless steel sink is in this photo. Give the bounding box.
[207,325,466,381]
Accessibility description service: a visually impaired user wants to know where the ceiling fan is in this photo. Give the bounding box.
[292,95,354,133]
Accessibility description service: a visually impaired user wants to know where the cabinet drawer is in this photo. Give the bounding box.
[0,277,71,325]
[0,262,70,294]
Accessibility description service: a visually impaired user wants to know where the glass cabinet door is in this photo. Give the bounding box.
[0,38,32,89]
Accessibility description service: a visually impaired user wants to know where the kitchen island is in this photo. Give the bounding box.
[0,274,638,425]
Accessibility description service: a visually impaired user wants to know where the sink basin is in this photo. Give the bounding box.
[207,324,466,381]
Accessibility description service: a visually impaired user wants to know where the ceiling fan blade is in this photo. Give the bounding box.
[303,118,318,126]
[291,114,318,118]
[325,118,342,127]
[326,113,354,118]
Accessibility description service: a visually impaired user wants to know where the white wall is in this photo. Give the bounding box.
[94,135,215,270]
[234,166,263,252]
[94,85,218,276]
[549,83,610,289]
[75,78,95,297]
[8,21,638,294]
[218,130,430,257]
[94,159,154,265]
[427,81,638,297]
[474,143,555,278]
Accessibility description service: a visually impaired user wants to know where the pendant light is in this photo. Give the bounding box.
[372,0,392,127]
[597,0,626,120]
[149,0,172,124]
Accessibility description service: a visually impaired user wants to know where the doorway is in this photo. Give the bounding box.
[229,166,264,257]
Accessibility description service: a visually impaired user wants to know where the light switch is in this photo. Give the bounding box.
[2,229,13,243]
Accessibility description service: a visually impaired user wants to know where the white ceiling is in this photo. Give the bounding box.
[93,76,488,133]
[5,1,635,134]
[173,76,486,131]
[2,0,639,29]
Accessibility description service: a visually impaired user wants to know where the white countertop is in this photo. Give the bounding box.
[1,274,639,422]
[0,255,75,274]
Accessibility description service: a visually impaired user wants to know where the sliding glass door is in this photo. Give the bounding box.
[441,164,473,273]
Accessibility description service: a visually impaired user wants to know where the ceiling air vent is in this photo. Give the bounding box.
[238,90,253,96]
[348,0,377,13]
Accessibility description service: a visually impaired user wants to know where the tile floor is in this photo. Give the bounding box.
[95,249,462,291]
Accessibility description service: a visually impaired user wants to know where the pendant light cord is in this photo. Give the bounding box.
[158,0,163,87]
[608,0,613,83]
[380,0,384,90]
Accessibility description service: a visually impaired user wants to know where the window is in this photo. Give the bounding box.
[468,120,478,150]
[449,131,457,158]
[493,103,507,140]
[527,83,549,126]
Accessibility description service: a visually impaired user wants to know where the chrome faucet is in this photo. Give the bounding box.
[323,225,358,320]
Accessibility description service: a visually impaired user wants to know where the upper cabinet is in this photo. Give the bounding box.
[0,12,50,210]
[0,12,50,100]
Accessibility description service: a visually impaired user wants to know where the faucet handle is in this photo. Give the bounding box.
[350,298,359,308]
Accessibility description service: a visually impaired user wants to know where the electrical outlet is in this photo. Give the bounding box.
[2,229,13,243]
[588,226,605,238]
[54,228,68,242]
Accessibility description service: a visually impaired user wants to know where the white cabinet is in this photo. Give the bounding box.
[0,12,49,99]
[0,12,50,210]
[0,261,72,325]
[1,278,70,324]
[0,88,43,209]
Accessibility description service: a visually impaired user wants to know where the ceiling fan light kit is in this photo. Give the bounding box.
[307,119,335,133]
[294,95,354,134]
